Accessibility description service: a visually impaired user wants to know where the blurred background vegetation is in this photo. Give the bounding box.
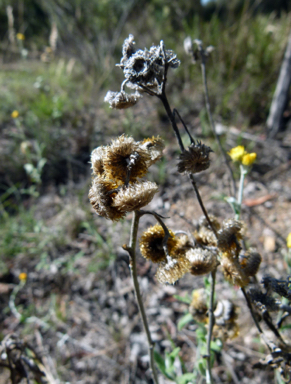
[0,0,291,280]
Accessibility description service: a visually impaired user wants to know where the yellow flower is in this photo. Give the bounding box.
[228,146,246,162]
[16,33,25,41]
[11,110,19,119]
[287,233,291,248]
[19,272,27,282]
[242,152,257,166]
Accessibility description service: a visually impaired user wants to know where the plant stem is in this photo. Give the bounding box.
[200,56,237,198]
[205,269,216,384]
[125,211,159,384]
[159,93,218,238]
[236,164,247,220]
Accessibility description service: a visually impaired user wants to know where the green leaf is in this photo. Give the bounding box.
[154,350,175,380]
[169,347,180,359]
[178,313,193,331]
[177,372,196,384]
[174,294,191,304]
[197,358,206,377]
[210,340,222,352]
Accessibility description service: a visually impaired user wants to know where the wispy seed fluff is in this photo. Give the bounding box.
[104,135,150,182]
[139,224,178,263]
[104,90,141,109]
[177,141,213,174]
[138,136,165,166]
[187,248,218,276]
[220,257,249,287]
[140,225,190,284]
[239,249,262,277]
[112,181,158,212]
[217,219,244,259]
[194,215,220,247]
[88,177,125,221]
[189,288,208,323]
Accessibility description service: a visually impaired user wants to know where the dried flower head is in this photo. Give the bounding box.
[187,248,218,276]
[177,141,213,174]
[217,219,244,258]
[91,146,106,177]
[249,288,280,313]
[194,215,220,247]
[138,136,165,166]
[156,254,190,284]
[175,235,194,256]
[220,257,249,287]
[214,300,237,326]
[139,224,178,263]
[88,177,125,221]
[118,36,180,94]
[104,135,150,182]
[262,276,291,300]
[239,249,262,277]
[189,288,208,323]
[104,90,141,109]
[112,181,158,211]
[121,34,136,63]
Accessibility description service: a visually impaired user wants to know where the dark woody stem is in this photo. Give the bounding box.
[123,211,159,384]
[158,92,218,238]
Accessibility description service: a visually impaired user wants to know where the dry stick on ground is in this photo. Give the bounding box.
[123,210,159,384]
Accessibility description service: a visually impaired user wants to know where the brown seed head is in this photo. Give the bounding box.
[194,215,220,247]
[104,90,140,109]
[138,136,165,166]
[189,288,208,323]
[91,146,106,177]
[187,248,218,276]
[217,219,244,258]
[220,257,249,287]
[155,254,190,284]
[177,142,213,174]
[104,135,150,182]
[139,224,179,263]
[88,177,125,221]
[112,181,158,212]
[239,249,262,277]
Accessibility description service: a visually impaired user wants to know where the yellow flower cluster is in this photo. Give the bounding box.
[11,110,19,119]
[16,33,25,41]
[228,145,256,166]
[287,233,291,248]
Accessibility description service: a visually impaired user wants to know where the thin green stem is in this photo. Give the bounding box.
[125,211,159,384]
[200,57,237,198]
[236,164,247,220]
[205,269,216,384]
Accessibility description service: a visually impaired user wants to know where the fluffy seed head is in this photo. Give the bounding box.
[194,215,220,247]
[91,146,106,177]
[138,136,165,166]
[121,34,136,63]
[189,289,208,323]
[220,257,249,287]
[187,248,218,276]
[217,219,244,258]
[177,142,213,174]
[104,135,150,182]
[239,249,262,277]
[88,177,125,221]
[156,254,190,284]
[104,90,140,109]
[112,181,158,211]
[139,224,179,263]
